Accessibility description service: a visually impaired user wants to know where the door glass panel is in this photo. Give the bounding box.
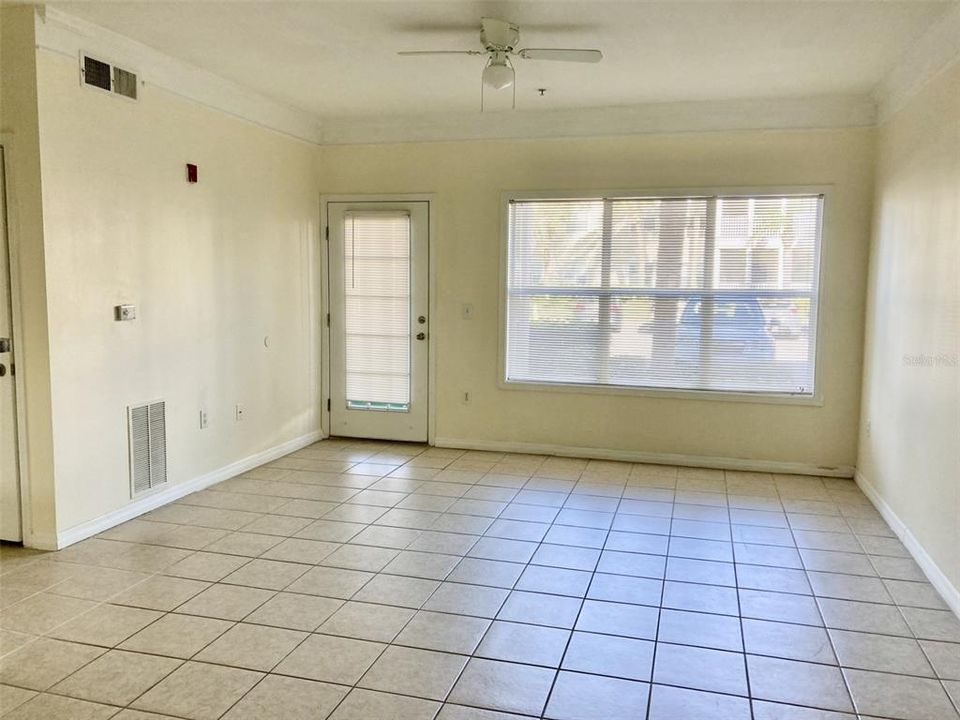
[343,212,411,412]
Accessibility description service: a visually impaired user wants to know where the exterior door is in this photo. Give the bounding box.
[0,146,22,541]
[328,201,429,442]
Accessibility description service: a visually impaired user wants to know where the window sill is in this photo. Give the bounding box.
[498,378,824,407]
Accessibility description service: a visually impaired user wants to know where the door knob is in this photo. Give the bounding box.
[416,332,426,340]
[0,364,6,377]
[0,338,9,353]
[417,316,426,324]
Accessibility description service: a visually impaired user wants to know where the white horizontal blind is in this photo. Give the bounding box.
[343,211,411,411]
[506,194,822,395]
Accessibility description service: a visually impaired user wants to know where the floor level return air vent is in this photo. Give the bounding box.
[128,400,167,497]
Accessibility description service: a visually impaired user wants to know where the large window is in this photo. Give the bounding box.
[504,192,823,396]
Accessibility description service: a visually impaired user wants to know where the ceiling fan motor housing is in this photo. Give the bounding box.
[481,17,520,51]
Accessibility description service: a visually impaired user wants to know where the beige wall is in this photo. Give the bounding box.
[319,128,874,472]
[858,60,960,602]
[0,6,58,545]
[31,47,322,537]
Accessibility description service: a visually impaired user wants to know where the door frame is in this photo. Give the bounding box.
[0,134,32,544]
[320,194,437,445]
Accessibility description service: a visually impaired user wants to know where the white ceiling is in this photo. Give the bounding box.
[53,1,954,118]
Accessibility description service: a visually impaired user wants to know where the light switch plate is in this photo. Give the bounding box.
[114,304,136,321]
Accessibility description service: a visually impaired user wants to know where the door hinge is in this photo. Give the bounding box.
[326,398,331,411]
[325,226,329,240]
[326,313,330,327]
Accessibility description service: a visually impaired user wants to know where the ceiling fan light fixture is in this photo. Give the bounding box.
[482,57,514,90]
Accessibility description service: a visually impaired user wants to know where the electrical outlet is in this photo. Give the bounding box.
[235,404,245,421]
[199,408,209,429]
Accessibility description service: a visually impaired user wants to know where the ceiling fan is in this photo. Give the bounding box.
[398,17,602,105]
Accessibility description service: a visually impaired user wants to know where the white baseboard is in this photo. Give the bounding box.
[53,430,324,550]
[433,437,854,478]
[855,470,960,619]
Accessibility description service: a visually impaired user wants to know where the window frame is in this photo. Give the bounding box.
[498,186,829,406]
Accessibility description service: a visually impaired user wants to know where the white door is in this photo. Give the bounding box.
[0,146,22,541]
[328,201,429,442]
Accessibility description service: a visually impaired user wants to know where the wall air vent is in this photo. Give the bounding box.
[113,67,138,99]
[81,54,139,101]
[128,401,167,497]
[83,55,111,91]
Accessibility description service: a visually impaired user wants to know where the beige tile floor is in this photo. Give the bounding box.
[1,439,958,720]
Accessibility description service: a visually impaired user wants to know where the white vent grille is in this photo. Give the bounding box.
[81,54,139,101]
[128,401,166,496]
[113,67,138,99]
[83,55,111,91]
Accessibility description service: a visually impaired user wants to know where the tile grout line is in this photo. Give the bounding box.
[784,481,858,717]
[186,442,462,720]
[440,454,582,717]
[642,465,678,720]
[7,536,954,662]
[536,468,618,719]
[728,468,757,720]
[231,447,534,719]
[432,452,557,720]
[350,451,550,717]
[3,443,958,719]
[872,519,960,718]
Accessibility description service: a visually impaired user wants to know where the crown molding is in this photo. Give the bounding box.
[34,7,322,144]
[316,94,876,146]
[33,7,882,148]
[873,3,960,123]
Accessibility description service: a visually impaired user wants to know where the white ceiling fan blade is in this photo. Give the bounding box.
[397,50,486,57]
[518,48,603,63]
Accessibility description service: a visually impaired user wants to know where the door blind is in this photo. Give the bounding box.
[505,194,822,395]
[343,211,412,411]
